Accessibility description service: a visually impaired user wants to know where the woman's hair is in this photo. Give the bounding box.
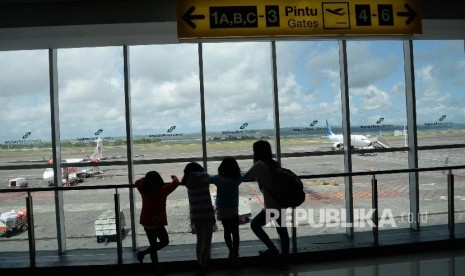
[252,140,279,168]
[142,170,165,193]
[181,162,204,185]
[218,157,241,178]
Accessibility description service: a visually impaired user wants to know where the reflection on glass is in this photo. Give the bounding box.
[64,188,129,251]
[0,50,52,186]
[130,44,203,249]
[413,40,465,233]
[0,50,52,255]
[200,37,275,249]
[130,44,202,164]
[295,176,347,242]
[352,173,411,239]
[203,42,274,167]
[347,41,407,152]
[56,47,126,187]
[418,150,465,227]
[26,190,60,253]
[413,40,465,147]
[276,41,342,154]
[418,171,450,227]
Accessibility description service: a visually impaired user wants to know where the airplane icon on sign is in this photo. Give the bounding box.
[325,8,345,16]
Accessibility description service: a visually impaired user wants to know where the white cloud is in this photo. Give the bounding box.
[392,82,404,96]
[416,64,453,106]
[351,85,391,111]
[346,41,401,88]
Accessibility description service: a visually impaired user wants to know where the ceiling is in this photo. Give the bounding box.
[0,0,463,51]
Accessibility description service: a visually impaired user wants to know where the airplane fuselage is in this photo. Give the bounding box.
[325,119,373,150]
[328,133,372,149]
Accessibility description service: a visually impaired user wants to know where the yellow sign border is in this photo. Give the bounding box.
[177,0,422,40]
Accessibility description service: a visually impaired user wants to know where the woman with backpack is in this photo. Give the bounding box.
[242,140,289,270]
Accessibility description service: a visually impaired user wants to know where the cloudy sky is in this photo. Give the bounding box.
[0,40,464,142]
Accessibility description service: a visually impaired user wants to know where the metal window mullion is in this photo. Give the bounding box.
[271,41,293,252]
[448,171,455,238]
[26,194,35,267]
[114,191,123,263]
[198,43,208,172]
[403,40,420,231]
[271,41,282,164]
[339,40,354,237]
[123,45,137,250]
[371,175,379,245]
[49,48,66,253]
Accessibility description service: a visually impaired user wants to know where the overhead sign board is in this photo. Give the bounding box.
[176,0,422,40]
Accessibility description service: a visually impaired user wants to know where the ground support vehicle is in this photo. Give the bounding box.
[0,209,28,238]
[94,209,126,243]
[7,177,28,188]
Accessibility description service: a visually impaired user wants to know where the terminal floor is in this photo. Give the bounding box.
[126,248,465,276]
[1,224,465,275]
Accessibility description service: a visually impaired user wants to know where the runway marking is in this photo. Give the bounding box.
[421,183,436,186]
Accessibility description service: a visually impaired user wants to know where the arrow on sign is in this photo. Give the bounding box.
[182,6,205,29]
[397,4,417,25]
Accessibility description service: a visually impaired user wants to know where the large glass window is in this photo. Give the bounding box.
[56,47,126,189]
[130,44,201,247]
[0,50,51,255]
[275,41,346,239]
[276,41,342,153]
[0,50,52,184]
[56,47,127,251]
[130,44,202,165]
[1,37,464,267]
[414,40,465,147]
[203,42,274,165]
[413,40,465,229]
[346,41,408,154]
[346,41,409,235]
[203,42,274,243]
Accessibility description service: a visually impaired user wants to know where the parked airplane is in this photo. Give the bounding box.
[326,119,373,150]
[43,138,104,185]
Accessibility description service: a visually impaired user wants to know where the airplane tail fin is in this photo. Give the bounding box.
[90,138,103,163]
[326,119,334,137]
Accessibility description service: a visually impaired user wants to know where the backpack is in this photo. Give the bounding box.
[269,166,306,208]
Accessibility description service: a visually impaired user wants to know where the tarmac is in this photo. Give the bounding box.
[0,136,464,265]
